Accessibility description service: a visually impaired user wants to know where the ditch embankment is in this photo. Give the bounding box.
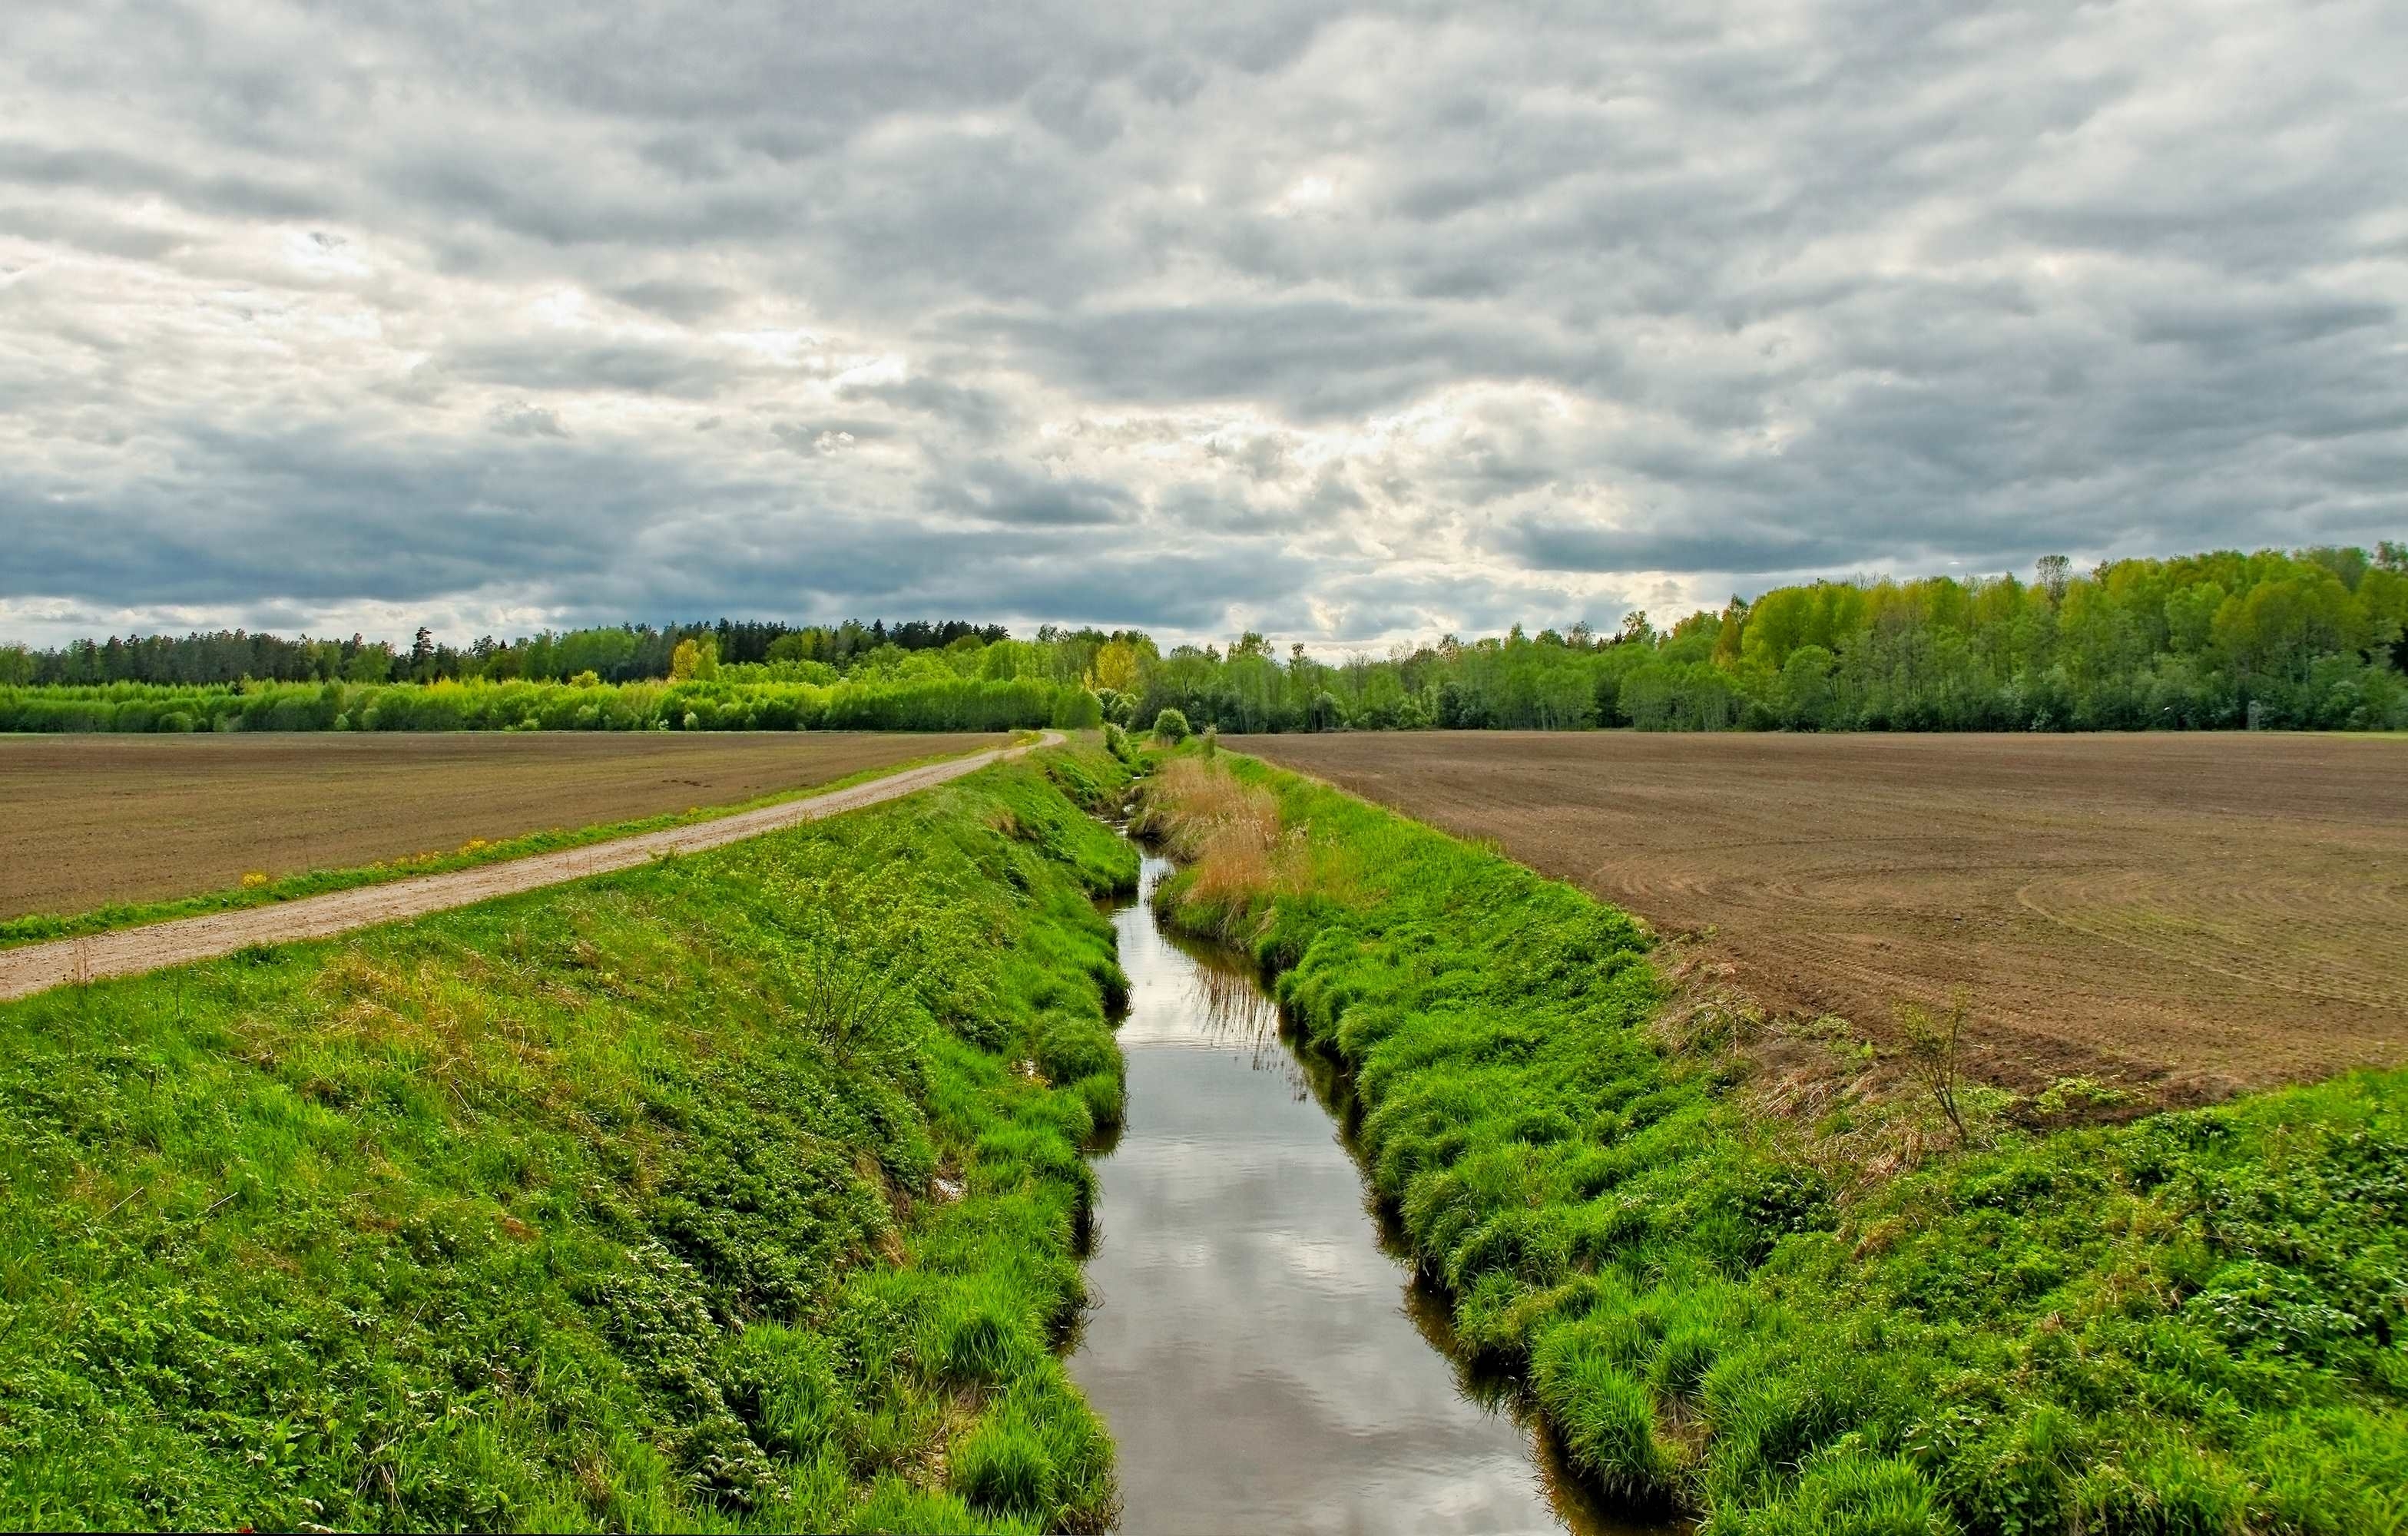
[0,744,1138,1531]
[1138,746,2406,1534]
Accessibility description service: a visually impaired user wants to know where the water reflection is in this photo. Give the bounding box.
[1071,853,1658,1536]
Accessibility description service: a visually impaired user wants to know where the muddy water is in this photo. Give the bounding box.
[1072,853,1645,1535]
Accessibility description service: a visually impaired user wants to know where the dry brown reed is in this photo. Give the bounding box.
[1136,757,1287,926]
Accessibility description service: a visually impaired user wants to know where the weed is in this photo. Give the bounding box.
[1896,991,1974,1144]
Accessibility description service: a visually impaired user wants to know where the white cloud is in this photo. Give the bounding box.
[0,0,2400,654]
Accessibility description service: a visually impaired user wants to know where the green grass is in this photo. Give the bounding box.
[1147,749,2407,1533]
[0,744,1137,1531]
[0,737,1028,950]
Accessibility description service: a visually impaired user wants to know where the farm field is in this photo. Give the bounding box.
[0,730,1001,922]
[1229,730,2408,1099]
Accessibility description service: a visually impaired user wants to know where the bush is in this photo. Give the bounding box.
[1151,707,1191,743]
[0,674,1092,736]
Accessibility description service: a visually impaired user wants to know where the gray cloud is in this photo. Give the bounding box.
[488,402,569,437]
[933,459,1136,528]
[0,0,2403,652]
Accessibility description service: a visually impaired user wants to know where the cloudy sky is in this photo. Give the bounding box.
[3,0,2403,651]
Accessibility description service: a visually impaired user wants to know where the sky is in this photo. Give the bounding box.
[2,0,2404,654]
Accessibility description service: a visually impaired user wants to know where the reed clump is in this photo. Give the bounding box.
[1131,757,1287,937]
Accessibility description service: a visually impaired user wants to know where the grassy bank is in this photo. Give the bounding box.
[0,747,1138,1531]
[1140,750,2406,1533]
[0,738,1022,950]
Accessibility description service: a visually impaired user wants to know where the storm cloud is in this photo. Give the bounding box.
[2,0,2402,650]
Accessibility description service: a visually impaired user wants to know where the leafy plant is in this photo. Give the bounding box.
[1896,991,1972,1145]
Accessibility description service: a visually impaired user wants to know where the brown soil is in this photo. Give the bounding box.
[0,731,1002,920]
[0,733,1056,1003]
[1227,732,2408,1100]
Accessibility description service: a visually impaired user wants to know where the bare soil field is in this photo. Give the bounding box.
[0,731,1001,921]
[1229,732,2408,1098]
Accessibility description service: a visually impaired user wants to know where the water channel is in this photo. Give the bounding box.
[1069,850,1645,1535]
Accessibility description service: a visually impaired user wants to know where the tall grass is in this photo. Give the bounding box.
[1142,750,2408,1532]
[1130,757,1283,933]
[0,747,1138,1531]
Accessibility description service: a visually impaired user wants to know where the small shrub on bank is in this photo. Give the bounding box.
[1150,708,1190,744]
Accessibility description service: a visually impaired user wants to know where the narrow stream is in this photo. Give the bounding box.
[1072,852,1645,1535]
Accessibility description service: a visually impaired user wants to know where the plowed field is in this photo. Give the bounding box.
[0,731,1000,920]
[1228,732,2408,1099]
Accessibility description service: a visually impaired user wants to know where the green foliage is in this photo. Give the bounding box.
[0,748,1139,1531]
[1150,708,1191,743]
[0,673,1094,736]
[1149,751,2408,1530]
[7,620,1020,690]
[1111,543,2408,733]
[15,541,2399,736]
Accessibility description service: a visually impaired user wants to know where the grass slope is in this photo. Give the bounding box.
[1143,750,2405,1534]
[0,747,1137,1532]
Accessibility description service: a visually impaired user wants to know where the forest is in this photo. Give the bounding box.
[3,542,2402,733]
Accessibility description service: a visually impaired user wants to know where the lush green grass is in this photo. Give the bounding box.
[0,739,1023,950]
[1144,750,2407,1533]
[0,746,1138,1531]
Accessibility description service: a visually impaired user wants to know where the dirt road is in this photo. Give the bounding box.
[0,733,1058,1003]
[1230,731,2408,1099]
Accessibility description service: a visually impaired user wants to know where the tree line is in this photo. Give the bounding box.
[1103,541,2408,734]
[4,541,2401,733]
[0,618,1012,689]
[0,674,1100,736]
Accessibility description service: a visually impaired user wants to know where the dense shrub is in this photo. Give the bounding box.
[0,674,1099,735]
